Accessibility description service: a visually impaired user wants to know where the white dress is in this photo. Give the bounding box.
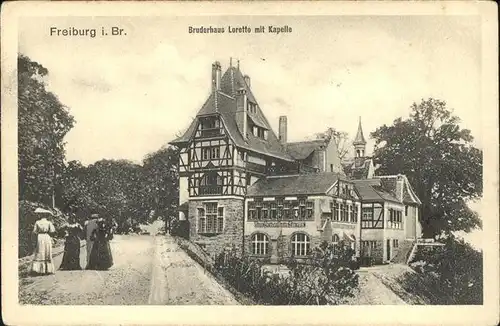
[30,218,56,274]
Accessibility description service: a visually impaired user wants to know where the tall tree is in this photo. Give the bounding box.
[18,54,74,205]
[371,98,482,238]
[142,146,179,223]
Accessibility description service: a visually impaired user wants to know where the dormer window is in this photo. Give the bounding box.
[253,126,258,137]
[263,130,268,140]
[197,116,223,138]
[248,102,257,114]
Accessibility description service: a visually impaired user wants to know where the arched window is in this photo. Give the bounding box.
[291,233,310,256]
[251,233,269,255]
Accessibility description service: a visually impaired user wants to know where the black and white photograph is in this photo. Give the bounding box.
[1,1,498,325]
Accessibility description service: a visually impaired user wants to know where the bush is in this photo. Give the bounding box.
[409,236,483,304]
[171,219,190,239]
[214,242,359,305]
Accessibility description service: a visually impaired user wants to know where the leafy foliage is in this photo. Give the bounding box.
[214,243,359,305]
[18,54,180,246]
[57,152,179,232]
[18,54,75,205]
[410,236,483,304]
[371,98,482,237]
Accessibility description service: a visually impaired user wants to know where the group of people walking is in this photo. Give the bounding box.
[30,208,115,276]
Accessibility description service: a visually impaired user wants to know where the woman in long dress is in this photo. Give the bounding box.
[30,208,56,275]
[59,215,83,270]
[87,218,114,270]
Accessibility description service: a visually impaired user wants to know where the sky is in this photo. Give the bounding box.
[18,15,483,247]
[19,15,482,165]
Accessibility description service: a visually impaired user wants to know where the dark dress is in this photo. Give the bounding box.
[59,223,83,270]
[87,221,114,270]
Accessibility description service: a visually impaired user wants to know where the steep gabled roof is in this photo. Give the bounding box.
[342,157,373,179]
[169,117,198,145]
[353,117,367,145]
[170,63,293,161]
[353,179,400,203]
[247,172,349,197]
[286,139,326,160]
[376,175,422,205]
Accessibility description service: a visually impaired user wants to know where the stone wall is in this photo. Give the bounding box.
[188,198,244,258]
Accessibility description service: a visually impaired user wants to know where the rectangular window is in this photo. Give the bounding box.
[198,208,206,233]
[297,198,306,220]
[353,205,358,223]
[210,147,220,159]
[405,205,409,216]
[348,204,353,222]
[262,202,269,219]
[276,198,284,220]
[393,239,399,248]
[253,126,258,137]
[330,164,334,172]
[361,207,375,228]
[332,201,339,221]
[361,240,377,251]
[340,203,348,222]
[205,202,218,233]
[217,207,224,233]
[270,202,277,219]
[283,201,290,220]
[388,209,403,229]
[248,201,256,220]
[306,201,314,219]
[202,148,210,160]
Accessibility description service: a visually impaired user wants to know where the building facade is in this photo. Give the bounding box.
[170,59,421,264]
[244,173,361,263]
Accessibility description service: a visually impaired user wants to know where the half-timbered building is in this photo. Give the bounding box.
[170,59,422,265]
[244,173,361,263]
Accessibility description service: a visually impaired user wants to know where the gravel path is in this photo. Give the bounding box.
[345,265,409,305]
[18,234,238,305]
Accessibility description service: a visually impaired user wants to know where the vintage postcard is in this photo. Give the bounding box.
[1,1,499,325]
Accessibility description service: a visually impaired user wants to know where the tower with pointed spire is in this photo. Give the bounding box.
[353,117,366,158]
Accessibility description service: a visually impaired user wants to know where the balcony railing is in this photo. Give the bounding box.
[267,163,300,176]
[199,185,223,196]
[246,162,267,174]
[196,128,223,138]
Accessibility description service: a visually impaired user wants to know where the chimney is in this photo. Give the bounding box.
[236,88,248,140]
[244,75,251,89]
[395,174,404,202]
[279,116,287,146]
[211,61,221,92]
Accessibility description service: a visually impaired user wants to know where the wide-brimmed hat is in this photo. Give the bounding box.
[34,208,53,215]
